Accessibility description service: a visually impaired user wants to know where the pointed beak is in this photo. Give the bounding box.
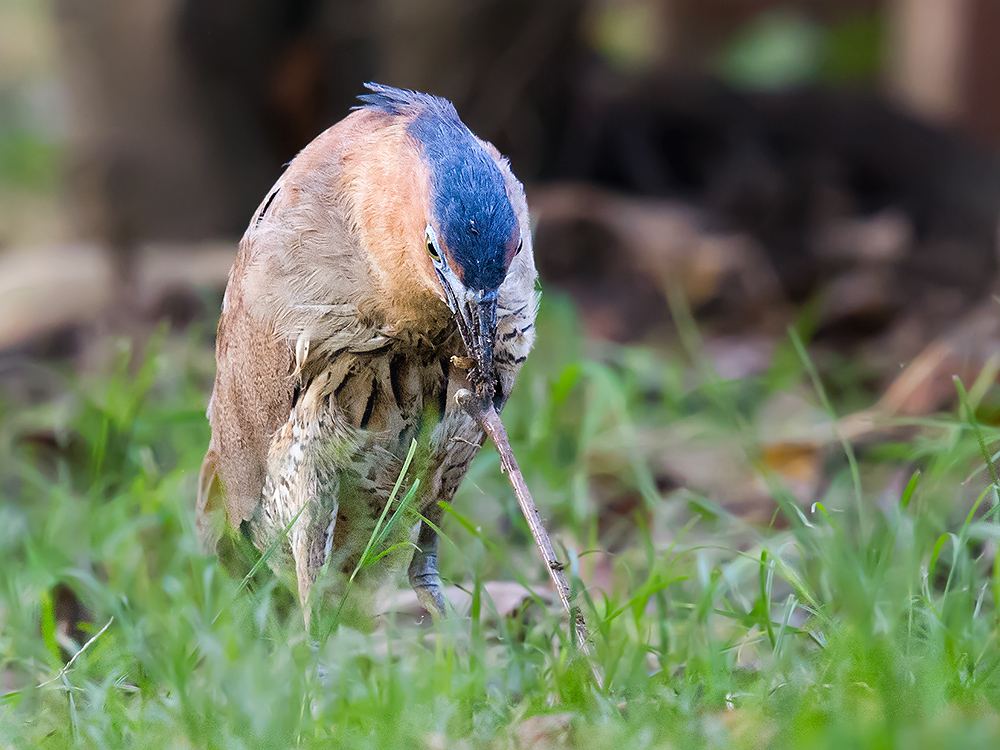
[457,287,497,395]
[436,266,498,403]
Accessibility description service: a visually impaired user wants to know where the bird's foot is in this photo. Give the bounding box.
[409,551,448,621]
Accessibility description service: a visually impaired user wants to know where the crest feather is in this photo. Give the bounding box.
[356,82,459,122]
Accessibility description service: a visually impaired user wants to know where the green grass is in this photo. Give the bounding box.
[3,297,1000,748]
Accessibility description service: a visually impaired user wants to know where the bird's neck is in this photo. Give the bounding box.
[341,113,447,334]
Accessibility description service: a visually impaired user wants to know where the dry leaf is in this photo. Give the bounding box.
[512,713,574,749]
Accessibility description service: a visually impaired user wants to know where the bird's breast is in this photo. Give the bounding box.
[252,336,470,593]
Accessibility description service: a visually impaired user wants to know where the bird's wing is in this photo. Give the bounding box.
[200,121,384,544]
[199,249,296,546]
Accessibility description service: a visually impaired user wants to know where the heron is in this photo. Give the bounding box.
[198,83,539,626]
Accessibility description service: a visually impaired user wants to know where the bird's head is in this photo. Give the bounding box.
[359,83,524,406]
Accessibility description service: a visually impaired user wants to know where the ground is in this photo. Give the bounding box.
[3,291,1000,749]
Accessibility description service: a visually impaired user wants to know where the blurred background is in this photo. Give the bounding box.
[5,0,1000,515]
[5,0,1000,376]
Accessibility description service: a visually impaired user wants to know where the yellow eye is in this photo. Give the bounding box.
[426,238,441,261]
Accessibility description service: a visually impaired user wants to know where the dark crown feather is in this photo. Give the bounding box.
[356,82,457,120]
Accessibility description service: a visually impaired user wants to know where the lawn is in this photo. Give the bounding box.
[3,295,1000,749]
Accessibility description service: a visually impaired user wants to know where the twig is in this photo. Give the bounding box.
[37,616,114,689]
[456,389,601,685]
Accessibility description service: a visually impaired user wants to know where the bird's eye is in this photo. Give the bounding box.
[426,238,441,261]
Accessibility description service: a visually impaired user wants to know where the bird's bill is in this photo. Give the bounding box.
[459,289,497,400]
[437,264,498,403]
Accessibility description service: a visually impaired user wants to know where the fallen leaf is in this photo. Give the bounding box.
[512,713,574,748]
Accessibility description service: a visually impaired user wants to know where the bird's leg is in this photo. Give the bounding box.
[408,511,447,619]
[289,493,339,631]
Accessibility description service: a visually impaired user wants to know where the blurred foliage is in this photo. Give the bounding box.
[721,10,825,90]
[721,10,883,91]
[3,298,1000,746]
[588,0,666,72]
[823,14,884,85]
[0,0,65,243]
[0,128,60,192]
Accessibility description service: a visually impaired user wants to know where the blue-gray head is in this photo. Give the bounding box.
[359,83,523,399]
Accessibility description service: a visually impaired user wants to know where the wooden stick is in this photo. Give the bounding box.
[456,389,601,683]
